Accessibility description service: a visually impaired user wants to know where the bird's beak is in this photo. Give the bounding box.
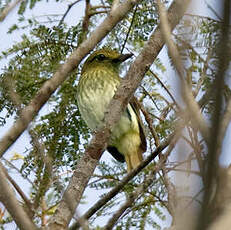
[114,53,133,63]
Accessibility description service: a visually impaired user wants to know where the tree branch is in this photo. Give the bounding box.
[0,0,22,22]
[103,170,156,229]
[149,69,180,109]
[0,0,141,157]
[136,99,160,146]
[157,0,209,143]
[0,163,38,230]
[120,5,138,53]
[58,0,82,26]
[111,0,120,12]
[69,134,173,230]
[50,1,191,229]
[1,165,33,214]
[198,1,231,228]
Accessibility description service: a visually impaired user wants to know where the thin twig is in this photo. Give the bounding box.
[149,69,180,109]
[166,167,200,176]
[2,157,34,185]
[141,85,161,111]
[204,0,222,21]
[216,97,231,155]
[29,129,53,210]
[185,188,203,209]
[89,10,108,16]
[121,5,138,53]
[136,99,160,146]
[157,0,209,143]
[58,0,82,26]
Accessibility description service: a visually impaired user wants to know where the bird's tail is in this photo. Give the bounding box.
[125,147,143,173]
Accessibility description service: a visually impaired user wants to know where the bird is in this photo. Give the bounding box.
[77,48,146,172]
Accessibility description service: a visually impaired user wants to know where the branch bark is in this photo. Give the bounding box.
[157,0,209,143]
[103,141,176,230]
[0,163,38,230]
[69,135,172,230]
[0,0,22,22]
[0,0,141,157]
[48,0,191,229]
[197,0,231,229]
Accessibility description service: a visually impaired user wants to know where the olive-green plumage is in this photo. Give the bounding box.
[77,48,146,172]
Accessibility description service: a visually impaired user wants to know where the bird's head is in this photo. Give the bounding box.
[81,48,133,74]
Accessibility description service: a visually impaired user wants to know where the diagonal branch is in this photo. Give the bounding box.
[52,1,191,229]
[69,135,172,230]
[0,162,38,230]
[157,0,209,143]
[120,5,138,53]
[1,165,33,214]
[103,169,159,229]
[58,0,82,26]
[0,0,22,22]
[0,0,141,157]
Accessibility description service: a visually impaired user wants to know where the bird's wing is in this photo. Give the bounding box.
[107,146,125,162]
[129,96,147,153]
[106,96,146,163]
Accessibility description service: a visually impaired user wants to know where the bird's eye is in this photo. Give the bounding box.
[96,54,106,61]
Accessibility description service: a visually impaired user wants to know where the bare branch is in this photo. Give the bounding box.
[111,0,120,12]
[149,69,180,109]
[216,97,231,155]
[1,165,33,214]
[204,0,222,21]
[121,5,138,53]
[157,0,209,142]
[0,0,23,22]
[65,1,191,229]
[0,163,38,230]
[198,1,231,228]
[58,0,82,26]
[89,10,108,16]
[69,134,174,230]
[103,170,157,229]
[2,157,33,185]
[0,0,141,157]
[136,99,160,146]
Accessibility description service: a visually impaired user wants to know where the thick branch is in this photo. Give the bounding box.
[0,163,37,230]
[65,2,191,229]
[69,135,172,230]
[0,0,141,157]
